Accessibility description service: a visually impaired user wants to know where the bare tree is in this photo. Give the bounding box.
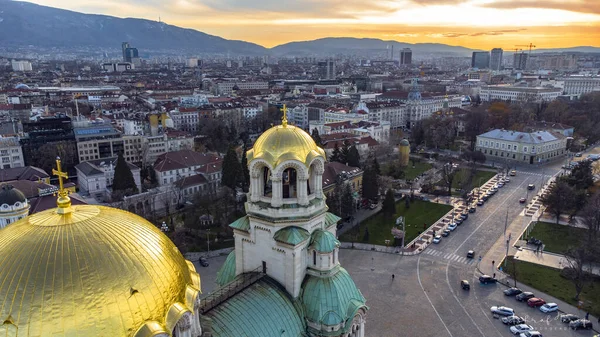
[562,247,593,301]
[540,180,575,224]
[578,193,600,249]
[441,163,457,196]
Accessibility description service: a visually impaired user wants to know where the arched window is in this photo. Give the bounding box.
[282,167,297,198]
[263,167,272,197]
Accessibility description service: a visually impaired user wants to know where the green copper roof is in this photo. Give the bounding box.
[301,267,367,330]
[215,251,236,287]
[206,278,306,337]
[324,212,341,228]
[274,226,310,246]
[229,215,250,232]
[309,229,339,253]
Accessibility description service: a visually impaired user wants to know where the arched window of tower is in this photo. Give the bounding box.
[263,167,272,197]
[282,167,297,199]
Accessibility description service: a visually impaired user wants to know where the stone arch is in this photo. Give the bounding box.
[248,159,274,200]
[273,160,308,179]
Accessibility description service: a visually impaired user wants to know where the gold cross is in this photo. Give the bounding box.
[281,104,288,127]
[52,157,69,199]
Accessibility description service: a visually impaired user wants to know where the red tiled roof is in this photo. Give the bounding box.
[153,150,221,172]
[174,174,208,189]
[322,162,362,188]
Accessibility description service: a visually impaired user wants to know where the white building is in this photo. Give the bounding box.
[179,94,209,107]
[122,119,145,136]
[361,101,406,129]
[170,108,199,132]
[310,120,390,144]
[559,77,600,97]
[0,185,29,228]
[475,129,567,164]
[479,85,562,103]
[216,81,269,95]
[11,60,32,72]
[153,150,222,188]
[289,105,310,129]
[0,137,24,169]
[75,157,142,201]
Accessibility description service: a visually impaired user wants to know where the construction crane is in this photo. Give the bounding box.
[516,43,536,57]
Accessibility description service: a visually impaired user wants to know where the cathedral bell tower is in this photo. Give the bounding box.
[231,105,332,298]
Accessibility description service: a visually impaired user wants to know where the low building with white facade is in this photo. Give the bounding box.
[75,157,142,201]
[310,120,390,144]
[169,108,199,132]
[559,76,600,97]
[153,149,222,188]
[479,85,562,103]
[475,129,567,164]
[0,185,29,228]
[0,137,24,169]
[216,81,269,95]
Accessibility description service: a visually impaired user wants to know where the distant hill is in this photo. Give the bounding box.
[0,0,266,54]
[532,46,600,53]
[270,37,479,57]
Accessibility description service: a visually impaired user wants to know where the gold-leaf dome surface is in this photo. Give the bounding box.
[0,205,200,337]
[248,124,326,168]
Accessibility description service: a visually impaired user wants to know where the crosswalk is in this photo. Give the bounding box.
[517,171,554,178]
[424,248,476,266]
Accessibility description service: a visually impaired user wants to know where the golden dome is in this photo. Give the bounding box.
[248,124,326,168]
[0,205,201,337]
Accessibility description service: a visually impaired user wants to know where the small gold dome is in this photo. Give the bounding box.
[0,205,200,337]
[248,124,326,168]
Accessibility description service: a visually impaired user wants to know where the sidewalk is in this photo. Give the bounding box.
[514,249,600,276]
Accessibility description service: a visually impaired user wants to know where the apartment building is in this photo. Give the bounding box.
[479,85,562,102]
[74,121,124,162]
[0,137,24,169]
[75,157,142,201]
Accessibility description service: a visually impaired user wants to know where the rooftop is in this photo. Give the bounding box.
[478,129,564,143]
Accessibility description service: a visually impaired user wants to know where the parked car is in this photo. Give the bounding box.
[519,331,543,337]
[491,306,515,316]
[460,212,469,220]
[504,177,511,183]
[527,184,535,190]
[527,298,546,308]
[448,223,458,231]
[575,152,582,157]
[560,314,579,323]
[461,280,470,290]
[477,200,485,206]
[482,195,489,201]
[369,203,377,210]
[502,315,526,325]
[519,197,527,204]
[199,257,209,267]
[516,292,535,302]
[510,170,517,176]
[469,206,477,213]
[433,235,442,244]
[510,324,534,335]
[467,250,475,258]
[539,303,558,313]
[498,182,504,188]
[504,287,522,296]
[454,218,463,225]
[442,229,450,237]
[479,275,496,284]
[569,319,593,330]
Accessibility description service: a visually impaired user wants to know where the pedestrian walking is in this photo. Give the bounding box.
[493,273,496,279]
[585,312,589,320]
[392,274,395,280]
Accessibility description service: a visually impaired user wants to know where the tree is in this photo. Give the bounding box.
[371,153,381,175]
[460,150,486,164]
[112,152,139,201]
[326,180,343,216]
[540,180,576,224]
[361,155,380,201]
[566,160,594,190]
[562,246,593,301]
[579,193,600,243]
[441,163,457,196]
[221,145,241,191]
[240,142,250,192]
[311,128,323,147]
[330,142,342,163]
[341,183,355,219]
[340,140,351,164]
[382,189,396,216]
[347,145,360,168]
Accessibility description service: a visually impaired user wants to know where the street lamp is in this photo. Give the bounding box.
[206,229,211,254]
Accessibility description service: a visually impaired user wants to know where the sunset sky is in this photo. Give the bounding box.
[28,0,600,49]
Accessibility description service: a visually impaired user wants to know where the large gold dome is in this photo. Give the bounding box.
[0,204,200,337]
[248,124,326,167]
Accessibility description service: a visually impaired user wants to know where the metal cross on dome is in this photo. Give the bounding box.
[280,104,288,127]
[52,157,69,197]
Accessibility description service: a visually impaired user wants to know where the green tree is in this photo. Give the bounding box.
[311,128,323,147]
[372,154,381,175]
[341,183,355,219]
[330,142,342,163]
[347,145,360,168]
[566,160,594,190]
[326,180,343,215]
[382,189,396,216]
[240,142,250,192]
[540,180,576,224]
[340,140,351,164]
[221,145,241,190]
[361,164,379,201]
[112,152,139,201]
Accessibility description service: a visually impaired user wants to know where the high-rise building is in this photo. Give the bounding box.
[121,42,139,63]
[400,48,412,65]
[121,42,130,62]
[11,60,32,72]
[471,52,490,69]
[318,60,336,79]
[513,52,528,70]
[490,48,503,71]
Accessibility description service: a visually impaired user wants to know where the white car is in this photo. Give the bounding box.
[539,303,558,313]
[504,177,510,183]
[498,182,504,188]
[447,223,458,231]
[433,235,441,244]
[510,324,534,335]
[519,331,543,337]
[491,306,515,316]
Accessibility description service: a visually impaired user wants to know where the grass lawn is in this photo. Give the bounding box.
[453,169,496,189]
[504,256,600,317]
[524,222,588,255]
[339,199,452,246]
[404,162,433,180]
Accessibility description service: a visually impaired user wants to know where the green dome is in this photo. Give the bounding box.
[301,267,367,329]
[309,229,339,253]
[215,251,236,286]
[274,226,310,246]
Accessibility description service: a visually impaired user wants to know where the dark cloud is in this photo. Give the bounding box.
[483,0,600,15]
[470,29,526,36]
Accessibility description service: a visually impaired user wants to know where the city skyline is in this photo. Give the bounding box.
[24,0,600,49]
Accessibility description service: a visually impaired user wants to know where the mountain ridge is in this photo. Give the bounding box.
[1,1,599,56]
